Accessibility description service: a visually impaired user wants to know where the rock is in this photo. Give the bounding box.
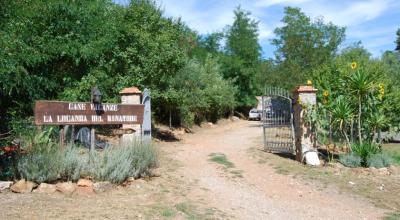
[93,181,113,193]
[231,116,240,121]
[10,179,37,193]
[0,181,13,191]
[126,177,136,182]
[174,128,185,135]
[77,179,93,187]
[56,182,76,195]
[150,168,161,177]
[368,167,379,175]
[74,186,94,195]
[35,183,56,194]
[388,165,400,175]
[378,167,390,175]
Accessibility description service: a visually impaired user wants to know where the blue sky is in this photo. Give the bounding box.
[114,0,400,59]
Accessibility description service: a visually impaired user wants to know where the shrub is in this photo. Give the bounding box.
[90,141,158,183]
[18,142,61,183]
[17,132,158,184]
[339,153,362,168]
[367,153,392,168]
[351,143,380,166]
[60,145,89,182]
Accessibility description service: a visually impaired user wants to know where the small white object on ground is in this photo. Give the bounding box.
[304,151,320,166]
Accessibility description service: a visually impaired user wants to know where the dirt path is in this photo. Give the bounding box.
[0,119,389,219]
[164,119,387,219]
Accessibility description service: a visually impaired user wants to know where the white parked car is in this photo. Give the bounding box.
[248,108,261,120]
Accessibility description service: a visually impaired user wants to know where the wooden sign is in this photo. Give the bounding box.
[35,101,144,125]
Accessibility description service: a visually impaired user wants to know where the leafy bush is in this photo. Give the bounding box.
[18,142,61,183]
[90,141,158,183]
[17,130,158,184]
[351,143,380,166]
[60,145,89,182]
[367,153,392,168]
[339,153,362,168]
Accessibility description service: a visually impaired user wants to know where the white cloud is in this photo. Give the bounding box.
[305,0,391,27]
[254,0,311,7]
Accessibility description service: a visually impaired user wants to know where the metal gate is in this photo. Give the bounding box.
[262,87,295,153]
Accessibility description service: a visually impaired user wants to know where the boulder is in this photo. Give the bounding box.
[10,179,37,193]
[0,181,13,192]
[378,167,390,175]
[150,168,161,177]
[388,165,400,175]
[93,181,113,193]
[35,183,56,194]
[231,116,240,121]
[77,179,93,187]
[56,182,76,195]
[74,186,94,195]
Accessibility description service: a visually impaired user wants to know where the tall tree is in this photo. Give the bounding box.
[272,7,345,89]
[223,6,261,110]
[396,28,400,51]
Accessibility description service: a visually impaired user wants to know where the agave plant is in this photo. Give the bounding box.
[331,96,353,146]
[344,63,375,144]
[365,110,388,144]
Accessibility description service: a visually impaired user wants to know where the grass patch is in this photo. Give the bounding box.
[383,144,400,165]
[208,153,235,168]
[248,144,400,212]
[230,170,243,178]
[160,208,176,218]
[384,212,400,220]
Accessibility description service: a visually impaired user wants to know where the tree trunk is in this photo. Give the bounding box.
[329,113,333,144]
[342,129,350,147]
[169,109,172,129]
[358,96,362,145]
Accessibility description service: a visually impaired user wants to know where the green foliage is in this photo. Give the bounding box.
[396,28,400,51]
[16,129,158,184]
[223,6,261,109]
[208,153,235,168]
[339,153,362,168]
[18,132,61,183]
[367,153,392,168]
[351,143,380,166]
[90,141,158,183]
[272,7,345,89]
[59,145,88,182]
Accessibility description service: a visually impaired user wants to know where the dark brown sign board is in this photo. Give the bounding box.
[35,101,144,125]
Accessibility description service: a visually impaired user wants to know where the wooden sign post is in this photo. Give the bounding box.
[35,101,144,149]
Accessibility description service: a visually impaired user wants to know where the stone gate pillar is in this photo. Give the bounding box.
[120,87,142,144]
[293,85,318,162]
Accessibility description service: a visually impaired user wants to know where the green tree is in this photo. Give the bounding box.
[396,28,400,51]
[272,7,345,89]
[223,6,261,110]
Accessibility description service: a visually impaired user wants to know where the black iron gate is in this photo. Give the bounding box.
[262,87,295,153]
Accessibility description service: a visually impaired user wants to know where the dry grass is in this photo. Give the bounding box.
[248,143,400,217]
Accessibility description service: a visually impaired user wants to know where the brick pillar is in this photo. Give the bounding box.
[119,87,142,144]
[293,85,318,162]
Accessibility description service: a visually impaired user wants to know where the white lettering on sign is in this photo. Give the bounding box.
[90,104,118,112]
[57,115,88,123]
[43,115,53,123]
[107,115,137,122]
[91,115,104,122]
[68,103,86,111]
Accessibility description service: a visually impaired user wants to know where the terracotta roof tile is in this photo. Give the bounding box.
[119,87,142,94]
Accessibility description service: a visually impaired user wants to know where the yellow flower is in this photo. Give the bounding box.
[351,62,357,70]
[323,90,329,97]
[307,80,312,85]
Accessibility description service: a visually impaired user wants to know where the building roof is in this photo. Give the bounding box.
[119,87,142,95]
